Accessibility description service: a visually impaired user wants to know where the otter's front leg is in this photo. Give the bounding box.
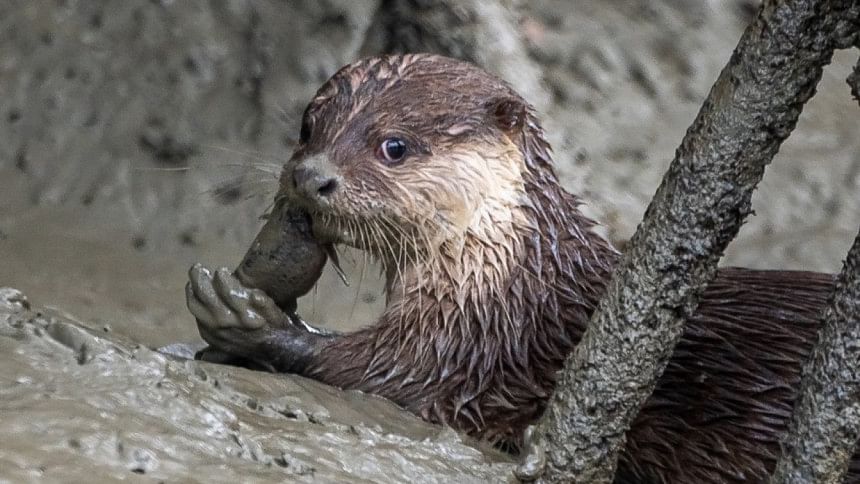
[186,264,331,373]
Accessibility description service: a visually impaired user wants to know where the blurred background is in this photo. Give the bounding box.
[1,0,858,349]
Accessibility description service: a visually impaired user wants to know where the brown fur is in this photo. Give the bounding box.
[279,54,859,483]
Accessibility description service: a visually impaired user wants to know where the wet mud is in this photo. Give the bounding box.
[0,288,514,483]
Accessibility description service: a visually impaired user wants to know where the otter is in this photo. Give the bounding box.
[185,54,859,483]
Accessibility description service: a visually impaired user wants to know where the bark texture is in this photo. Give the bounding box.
[769,55,860,484]
[526,1,860,481]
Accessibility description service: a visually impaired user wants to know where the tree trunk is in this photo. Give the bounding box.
[519,1,860,482]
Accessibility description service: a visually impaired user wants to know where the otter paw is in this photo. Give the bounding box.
[186,264,292,352]
[185,264,324,372]
[187,264,287,329]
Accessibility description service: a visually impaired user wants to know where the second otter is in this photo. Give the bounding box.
[186,54,858,483]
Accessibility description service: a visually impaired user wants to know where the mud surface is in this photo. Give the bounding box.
[1,0,858,482]
[0,288,513,483]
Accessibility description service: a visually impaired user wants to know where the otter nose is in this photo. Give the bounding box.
[292,165,338,199]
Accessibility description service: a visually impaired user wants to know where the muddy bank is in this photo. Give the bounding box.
[0,288,513,483]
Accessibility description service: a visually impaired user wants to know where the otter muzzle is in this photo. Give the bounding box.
[291,155,340,204]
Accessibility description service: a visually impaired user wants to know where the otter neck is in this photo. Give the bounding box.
[379,185,620,357]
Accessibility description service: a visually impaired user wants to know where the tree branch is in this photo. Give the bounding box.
[769,54,860,484]
[519,1,859,482]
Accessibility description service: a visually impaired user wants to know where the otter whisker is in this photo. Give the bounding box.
[209,162,281,176]
[132,166,194,172]
[372,217,410,351]
[345,219,366,319]
[325,244,350,287]
[372,215,416,363]
[192,179,277,204]
[416,220,441,300]
[132,161,280,176]
[202,144,285,171]
[388,217,413,333]
[407,227,425,325]
[348,224,371,322]
[259,196,280,220]
[375,217,404,294]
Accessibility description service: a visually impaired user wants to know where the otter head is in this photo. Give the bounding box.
[280,54,541,270]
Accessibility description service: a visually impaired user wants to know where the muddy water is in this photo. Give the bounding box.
[0,288,513,483]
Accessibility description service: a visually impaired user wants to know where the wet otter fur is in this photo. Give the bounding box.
[187,54,859,483]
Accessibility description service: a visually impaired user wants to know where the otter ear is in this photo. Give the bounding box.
[488,97,527,134]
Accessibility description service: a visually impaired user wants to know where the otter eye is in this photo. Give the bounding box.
[378,138,407,165]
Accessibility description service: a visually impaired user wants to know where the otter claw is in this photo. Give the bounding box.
[185,281,214,324]
[212,267,267,330]
[249,290,291,328]
[189,264,221,312]
[188,264,239,329]
[250,290,269,307]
